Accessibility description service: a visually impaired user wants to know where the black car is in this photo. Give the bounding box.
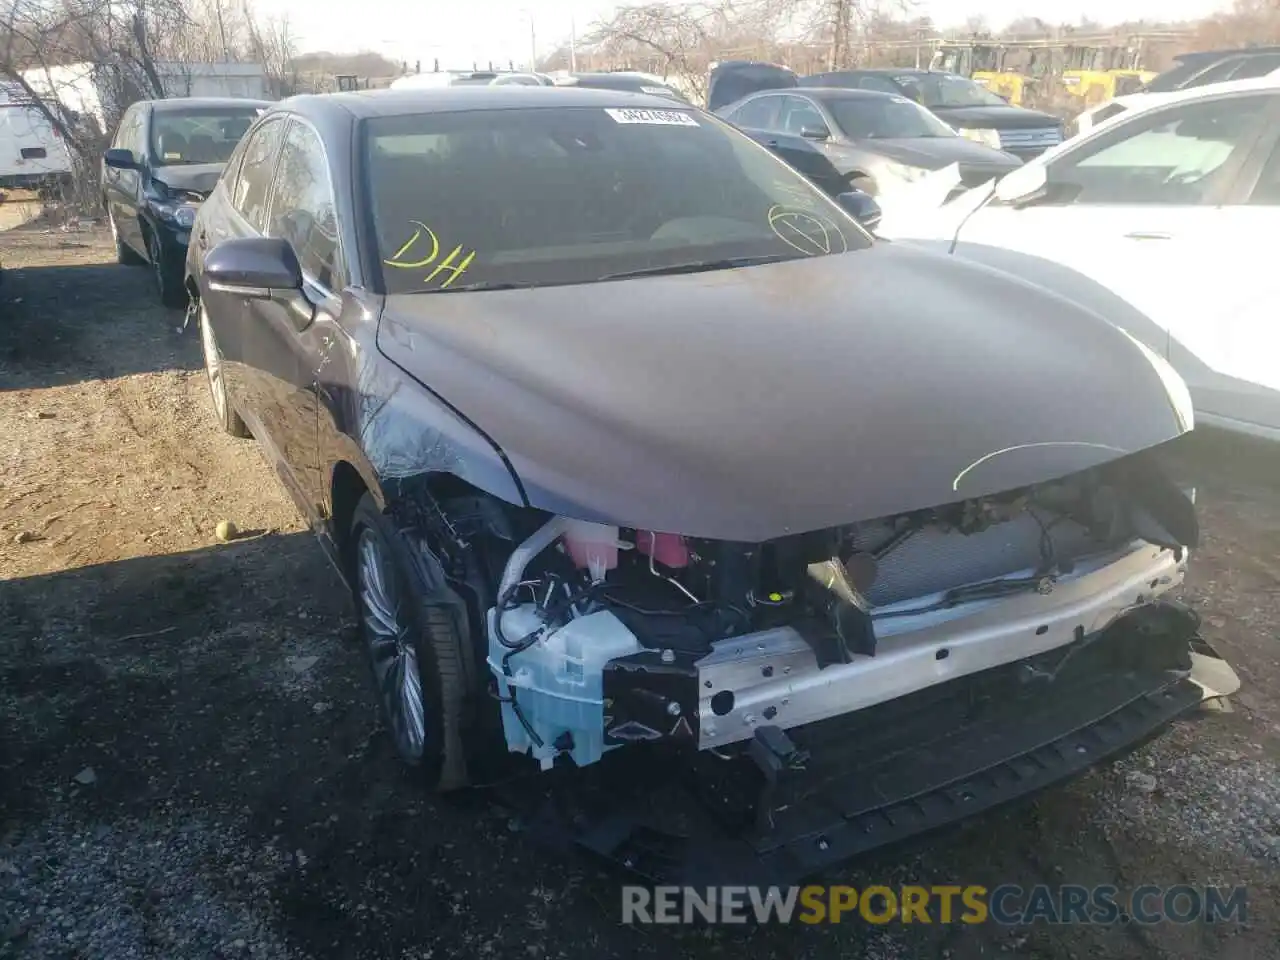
[184,86,1214,885]
[716,86,1020,197]
[1142,46,1280,93]
[708,61,1065,160]
[102,97,269,308]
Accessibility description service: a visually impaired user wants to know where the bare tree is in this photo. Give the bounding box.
[0,0,288,213]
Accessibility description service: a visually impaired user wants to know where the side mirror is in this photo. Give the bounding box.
[994,162,1049,205]
[800,125,830,141]
[103,148,139,170]
[836,190,882,231]
[205,237,314,331]
[205,237,303,297]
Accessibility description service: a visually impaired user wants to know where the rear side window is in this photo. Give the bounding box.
[856,75,903,95]
[1230,54,1280,80]
[1186,57,1249,88]
[731,96,781,129]
[231,117,286,232]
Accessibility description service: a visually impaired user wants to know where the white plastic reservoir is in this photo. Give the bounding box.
[486,605,643,770]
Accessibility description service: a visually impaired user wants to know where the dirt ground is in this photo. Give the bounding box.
[1,226,1278,960]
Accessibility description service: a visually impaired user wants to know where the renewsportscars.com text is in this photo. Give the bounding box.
[621,884,1249,926]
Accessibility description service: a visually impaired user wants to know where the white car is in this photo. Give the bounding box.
[878,74,1280,442]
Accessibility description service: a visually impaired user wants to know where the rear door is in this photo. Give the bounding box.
[952,90,1280,432]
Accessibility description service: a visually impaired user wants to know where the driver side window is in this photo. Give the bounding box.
[778,96,826,135]
[265,119,344,291]
[1052,94,1273,205]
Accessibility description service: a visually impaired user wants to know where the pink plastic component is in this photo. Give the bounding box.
[562,521,620,578]
[635,531,690,569]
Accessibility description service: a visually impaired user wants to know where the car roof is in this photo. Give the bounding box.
[790,87,908,102]
[1115,71,1280,109]
[276,86,691,121]
[147,97,271,112]
[1176,46,1280,63]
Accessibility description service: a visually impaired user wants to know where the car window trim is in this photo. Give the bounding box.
[789,94,831,135]
[1229,93,1280,203]
[1044,90,1278,207]
[261,113,349,299]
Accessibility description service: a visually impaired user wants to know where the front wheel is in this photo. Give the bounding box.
[148,229,188,309]
[350,494,472,791]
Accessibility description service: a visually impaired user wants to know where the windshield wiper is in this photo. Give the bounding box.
[598,254,794,281]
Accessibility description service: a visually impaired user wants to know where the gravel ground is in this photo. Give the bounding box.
[1,227,1278,960]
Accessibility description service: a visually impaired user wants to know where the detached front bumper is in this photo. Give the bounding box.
[519,600,1224,887]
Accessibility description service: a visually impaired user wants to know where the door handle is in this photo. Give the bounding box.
[1124,231,1172,240]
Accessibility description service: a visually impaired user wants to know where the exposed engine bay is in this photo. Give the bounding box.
[477,450,1200,772]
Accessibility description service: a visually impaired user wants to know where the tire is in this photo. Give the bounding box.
[198,302,250,438]
[109,209,145,266]
[148,228,188,309]
[350,493,471,791]
[848,174,878,197]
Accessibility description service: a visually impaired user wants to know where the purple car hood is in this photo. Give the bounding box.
[376,243,1190,542]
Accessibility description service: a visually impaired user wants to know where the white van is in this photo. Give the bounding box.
[0,82,72,190]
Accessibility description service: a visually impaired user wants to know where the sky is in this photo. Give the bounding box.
[251,0,1237,70]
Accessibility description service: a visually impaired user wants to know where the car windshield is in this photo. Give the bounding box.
[150,106,261,166]
[827,95,957,139]
[363,105,869,295]
[896,73,1007,108]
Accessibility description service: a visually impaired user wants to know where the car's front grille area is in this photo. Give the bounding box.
[998,126,1063,152]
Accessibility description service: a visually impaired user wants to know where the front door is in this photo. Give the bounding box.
[245,117,347,525]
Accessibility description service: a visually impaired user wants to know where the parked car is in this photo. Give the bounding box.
[389,71,505,90]
[553,71,690,102]
[489,72,555,86]
[877,74,1280,443]
[707,61,1066,160]
[1075,46,1280,135]
[102,96,269,308]
[184,85,1225,884]
[716,86,1020,197]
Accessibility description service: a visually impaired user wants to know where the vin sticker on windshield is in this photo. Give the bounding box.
[605,107,698,126]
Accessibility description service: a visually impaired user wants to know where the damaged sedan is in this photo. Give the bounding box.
[185,86,1236,884]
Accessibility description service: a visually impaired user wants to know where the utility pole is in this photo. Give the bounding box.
[570,16,578,72]
[529,16,538,71]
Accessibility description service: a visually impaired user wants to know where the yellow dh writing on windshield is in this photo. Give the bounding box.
[384,220,476,288]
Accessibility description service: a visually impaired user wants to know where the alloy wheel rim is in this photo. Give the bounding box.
[356,528,427,760]
[199,306,227,421]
